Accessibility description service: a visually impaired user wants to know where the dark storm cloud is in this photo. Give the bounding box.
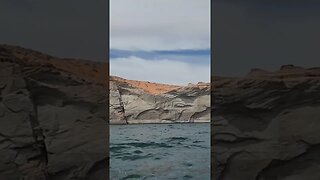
[213,0,320,76]
[0,0,107,61]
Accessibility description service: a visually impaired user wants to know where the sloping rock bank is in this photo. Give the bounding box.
[110,76,210,124]
[0,45,108,180]
[212,65,320,179]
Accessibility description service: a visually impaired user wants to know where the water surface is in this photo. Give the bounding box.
[110,123,210,179]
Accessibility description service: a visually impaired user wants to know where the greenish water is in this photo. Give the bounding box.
[110,123,210,180]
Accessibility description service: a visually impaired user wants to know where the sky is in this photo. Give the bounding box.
[2,1,318,78]
[0,0,107,61]
[213,0,320,76]
[110,0,210,85]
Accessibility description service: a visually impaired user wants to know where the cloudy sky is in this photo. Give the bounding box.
[213,0,320,76]
[2,1,320,79]
[110,0,210,85]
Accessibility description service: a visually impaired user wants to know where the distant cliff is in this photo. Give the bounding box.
[109,76,210,124]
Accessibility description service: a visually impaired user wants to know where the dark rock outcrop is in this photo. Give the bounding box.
[212,65,320,179]
[0,45,108,180]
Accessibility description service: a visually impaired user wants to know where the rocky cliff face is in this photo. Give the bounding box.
[109,76,210,124]
[0,45,108,179]
[6,45,319,179]
[212,65,320,179]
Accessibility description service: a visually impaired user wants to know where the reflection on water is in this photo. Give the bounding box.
[110,123,210,180]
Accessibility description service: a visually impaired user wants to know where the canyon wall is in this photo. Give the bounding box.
[0,45,108,180]
[109,76,210,124]
[212,65,320,179]
[4,45,320,179]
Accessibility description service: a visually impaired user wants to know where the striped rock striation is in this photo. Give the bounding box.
[109,77,210,124]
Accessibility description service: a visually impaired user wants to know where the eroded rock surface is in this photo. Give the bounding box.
[109,76,210,124]
[0,45,108,180]
[212,65,320,180]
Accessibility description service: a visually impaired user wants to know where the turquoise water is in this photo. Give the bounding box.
[110,123,210,180]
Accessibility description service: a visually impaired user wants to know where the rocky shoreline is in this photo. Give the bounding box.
[110,121,211,125]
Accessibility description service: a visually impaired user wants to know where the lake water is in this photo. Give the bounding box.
[110,123,210,180]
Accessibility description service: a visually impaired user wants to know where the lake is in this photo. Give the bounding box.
[110,123,210,180]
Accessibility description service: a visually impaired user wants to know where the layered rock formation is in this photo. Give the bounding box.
[212,65,320,179]
[0,45,108,179]
[110,76,210,124]
[7,45,320,179]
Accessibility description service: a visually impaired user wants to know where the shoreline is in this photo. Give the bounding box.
[109,121,211,125]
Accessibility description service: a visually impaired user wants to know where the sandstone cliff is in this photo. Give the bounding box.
[212,65,320,179]
[5,44,319,179]
[109,76,210,124]
[0,45,108,180]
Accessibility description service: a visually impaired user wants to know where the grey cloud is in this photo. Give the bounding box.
[110,0,210,50]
